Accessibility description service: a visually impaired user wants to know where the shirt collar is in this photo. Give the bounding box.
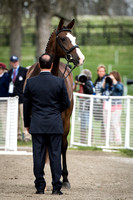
[40,71,51,73]
[0,72,4,77]
[13,65,19,72]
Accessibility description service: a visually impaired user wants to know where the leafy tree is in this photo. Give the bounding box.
[0,0,23,60]
[0,0,132,60]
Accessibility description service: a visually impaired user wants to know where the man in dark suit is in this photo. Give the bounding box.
[23,53,70,195]
[8,55,30,142]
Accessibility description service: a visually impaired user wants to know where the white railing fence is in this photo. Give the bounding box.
[70,92,133,150]
[1,95,133,151]
[0,97,18,151]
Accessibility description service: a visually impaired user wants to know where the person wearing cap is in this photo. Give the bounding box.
[8,56,30,142]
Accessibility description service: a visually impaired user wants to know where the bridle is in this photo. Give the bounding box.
[56,28,79,79]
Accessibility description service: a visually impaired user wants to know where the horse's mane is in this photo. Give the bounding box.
[45,29,56,53]
[45,25,70,54]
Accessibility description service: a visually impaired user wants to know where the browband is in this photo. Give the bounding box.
[56,28,71,36]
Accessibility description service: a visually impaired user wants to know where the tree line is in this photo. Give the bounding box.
[0,0,132,60]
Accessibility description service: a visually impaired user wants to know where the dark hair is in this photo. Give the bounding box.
[110,71,122,82]
[39,53,53,69]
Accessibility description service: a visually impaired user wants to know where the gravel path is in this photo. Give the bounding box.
[0,150,133,200]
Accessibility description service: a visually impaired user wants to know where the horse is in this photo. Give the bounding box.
[25,18,85,188]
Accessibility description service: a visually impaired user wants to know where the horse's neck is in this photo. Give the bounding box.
[52,57,60,76]
[45,31,60,77]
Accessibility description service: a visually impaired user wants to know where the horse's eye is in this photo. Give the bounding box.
[61,37,66,42]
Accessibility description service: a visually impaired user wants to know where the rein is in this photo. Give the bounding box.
[64,63,76,80]
[56,28,79,79]
[61,60,76,80]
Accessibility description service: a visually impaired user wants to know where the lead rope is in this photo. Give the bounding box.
[62,59,77,80]
[64,64,76,80]
[62,60,69,78]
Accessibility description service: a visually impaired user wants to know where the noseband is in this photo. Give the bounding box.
[56,28,79,79]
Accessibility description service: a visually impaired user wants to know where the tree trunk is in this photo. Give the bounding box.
[35,10,51,59]
[96,0,110,15]
[10,0,22,60]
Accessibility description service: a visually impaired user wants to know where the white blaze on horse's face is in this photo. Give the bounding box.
[66,33,85,66]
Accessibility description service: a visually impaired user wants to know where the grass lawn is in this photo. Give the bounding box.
[1,44,133,156]
[0,45,133,94]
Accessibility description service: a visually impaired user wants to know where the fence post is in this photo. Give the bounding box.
[5,99,10,150]
[88,96,93,146]
[125,97,130,149]
[106,98,111,148]
[70,92,76,147]
[5,97,18,151]
[108,64,112,74]
[123,76,128,96]
[115,50,119,65]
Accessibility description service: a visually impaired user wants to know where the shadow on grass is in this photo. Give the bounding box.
[69,146,102,151]
[69,145,133,158]
[17,140,32,147]
[119,149,133,157]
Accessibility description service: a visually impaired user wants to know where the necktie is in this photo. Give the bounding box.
[13,69,16,83]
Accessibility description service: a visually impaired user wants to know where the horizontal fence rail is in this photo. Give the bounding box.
[0,23,133,46]
[70,92,133,150]
[0,97,18,151]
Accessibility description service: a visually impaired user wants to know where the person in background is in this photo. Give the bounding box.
[101,71,123,145]
[94,64,106,95]
[74,69,95,143]
[74,69,95,94]
[94,64,107,138]
[0,62,10,140]
[8,56,30,142]
[23,53,70,195]
[0,63,9,97]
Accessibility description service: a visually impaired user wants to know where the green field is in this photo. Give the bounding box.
[0,45,133,94]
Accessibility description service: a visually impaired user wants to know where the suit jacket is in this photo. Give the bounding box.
[23,72,70,134]
[8,66,27,103]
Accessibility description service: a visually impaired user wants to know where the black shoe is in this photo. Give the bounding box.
[52,189,63,195]
[36,190,44,194]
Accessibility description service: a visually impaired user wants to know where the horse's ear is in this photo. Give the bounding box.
[57,18,64,31]
[66,19,75,29]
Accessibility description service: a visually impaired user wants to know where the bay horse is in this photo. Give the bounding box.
[25,18,85,188]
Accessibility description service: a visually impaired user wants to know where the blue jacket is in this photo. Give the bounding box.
[101,82,123,97]
[23,72,70,134]
[0,72,10,97]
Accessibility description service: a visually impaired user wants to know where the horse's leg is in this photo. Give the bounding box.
[61,133,71,189]
[61,103,73,189]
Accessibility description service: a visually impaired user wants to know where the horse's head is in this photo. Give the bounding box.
[56,19,85,67]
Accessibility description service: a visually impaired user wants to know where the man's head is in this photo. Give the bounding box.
[10,56,19,69]
[39,54,53,70]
